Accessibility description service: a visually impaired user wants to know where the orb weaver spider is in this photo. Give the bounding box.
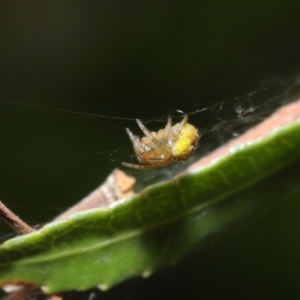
[122,114,200,170]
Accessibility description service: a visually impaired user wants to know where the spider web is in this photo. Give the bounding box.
[132,76,300,188]
[0,76,300,236]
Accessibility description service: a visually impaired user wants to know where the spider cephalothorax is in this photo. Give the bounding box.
[122,114,200,170]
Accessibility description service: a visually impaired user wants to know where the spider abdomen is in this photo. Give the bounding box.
[172,123,199,161]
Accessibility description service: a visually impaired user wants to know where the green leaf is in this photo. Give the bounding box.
[0,101,300,293]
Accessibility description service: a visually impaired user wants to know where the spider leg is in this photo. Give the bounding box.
[122,162,156,169]
[174,114,188,134]
[164,116,172,137]
[125,128,145,152]
[136,119,158,146]
[136,119,168,147]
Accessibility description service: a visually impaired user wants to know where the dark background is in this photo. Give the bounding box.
[0,1,300,299]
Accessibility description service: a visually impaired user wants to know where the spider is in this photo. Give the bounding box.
[122,114,200,169]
